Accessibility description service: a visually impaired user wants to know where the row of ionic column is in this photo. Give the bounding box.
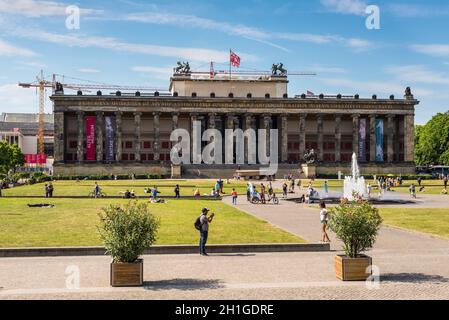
[68,111,414,163]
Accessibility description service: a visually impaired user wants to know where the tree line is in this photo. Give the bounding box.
[415,111,449,166]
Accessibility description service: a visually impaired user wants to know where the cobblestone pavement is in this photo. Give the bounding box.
[1,184,448,300]
[1,250,449,300]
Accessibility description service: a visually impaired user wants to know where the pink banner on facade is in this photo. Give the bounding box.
[25,154,47,164]
[86,116,96,161]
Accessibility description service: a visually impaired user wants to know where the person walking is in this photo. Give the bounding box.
[44,184,49,198]
[48,182,54,198]
[174,184,180,199]
[197,208,214,256]
[320,202,331,243]
[282,182,288,199]
[231,188,238,205]
[417,177,422,187]
[444,175,448,190]
[323,181,329,195]
[260,183,266,204]
[152,187,159,200]
[409,183,416,199]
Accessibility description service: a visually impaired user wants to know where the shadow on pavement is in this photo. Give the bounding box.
[381,273,449,284]
[209,254,256,257]
[144,278,224,291]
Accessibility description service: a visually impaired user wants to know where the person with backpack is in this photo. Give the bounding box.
[194,208,215,256]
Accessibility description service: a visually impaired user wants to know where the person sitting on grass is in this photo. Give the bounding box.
[120,190,132,199]
[210,188,217,197]
[194,188,201,198]
[419,186,425,193]
[442,189,448,195]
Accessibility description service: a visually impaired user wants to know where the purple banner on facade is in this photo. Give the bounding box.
[358,118,366,161]
[105,116,115,162]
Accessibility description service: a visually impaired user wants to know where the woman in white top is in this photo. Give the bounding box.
[320,202,331,243]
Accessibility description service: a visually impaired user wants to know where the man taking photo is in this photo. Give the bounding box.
[195,208,215,256]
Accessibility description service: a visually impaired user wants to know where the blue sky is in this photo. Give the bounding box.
[0,0,449,124]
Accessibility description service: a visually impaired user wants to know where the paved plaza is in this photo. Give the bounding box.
[1,184,448,300]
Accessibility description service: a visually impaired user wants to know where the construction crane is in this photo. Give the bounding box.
[189,61,317,79]
[18,72,167,155]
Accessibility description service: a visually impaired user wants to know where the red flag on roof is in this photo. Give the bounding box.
[307,90,315,96]
[230,50,241,68]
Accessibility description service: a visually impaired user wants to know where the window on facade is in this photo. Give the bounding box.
[141,154,147,161]
[66,153,73,161]
[125,141,133,149]
[148,154,154,161]
[143,141,151,149]
[160,154,165,161]
[130,153,135,161]
[121,154,129,161]
[162,141,170,149]
[69,141,77,149]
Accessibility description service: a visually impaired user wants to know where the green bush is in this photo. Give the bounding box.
[98,201,160,263]
[328,201,383,258]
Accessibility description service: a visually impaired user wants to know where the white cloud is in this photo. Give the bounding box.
[123,12,374,52]
[411,44,449,57]
[9,27,257,63]
[320,0,367,16]
[0,0,102,17]
[78,68,100,73]
[385,65,449,86]
[0,39,36,57]
[0,83,49,114]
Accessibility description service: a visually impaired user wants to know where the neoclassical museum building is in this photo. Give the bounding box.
[51,68,418,178]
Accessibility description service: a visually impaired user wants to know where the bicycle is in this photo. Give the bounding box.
[266,193,280,205]
[88,191,107,198]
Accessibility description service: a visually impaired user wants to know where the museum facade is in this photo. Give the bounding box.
[51,73,418,178]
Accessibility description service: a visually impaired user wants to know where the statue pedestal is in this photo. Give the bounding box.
[171,164,182,179]
[300,163,316,179]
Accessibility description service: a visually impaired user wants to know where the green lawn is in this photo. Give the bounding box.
[2,179,249,198]
[378,208,449,238]
[0,197,304,248]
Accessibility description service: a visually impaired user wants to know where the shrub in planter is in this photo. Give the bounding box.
[98,201,160,287]
[328,201,382,281]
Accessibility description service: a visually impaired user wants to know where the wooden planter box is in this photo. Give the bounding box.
[110,259,143,287]
[335,255,372,281]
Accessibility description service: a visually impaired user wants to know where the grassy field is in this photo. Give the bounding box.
[1,179,249,198]
[378,208,449,238]
[0,197,304,248]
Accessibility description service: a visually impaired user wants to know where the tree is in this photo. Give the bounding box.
[0,141,25,174]
[415,112,449,166]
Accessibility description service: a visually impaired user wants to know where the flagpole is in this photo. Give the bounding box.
[229,49,232,81]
